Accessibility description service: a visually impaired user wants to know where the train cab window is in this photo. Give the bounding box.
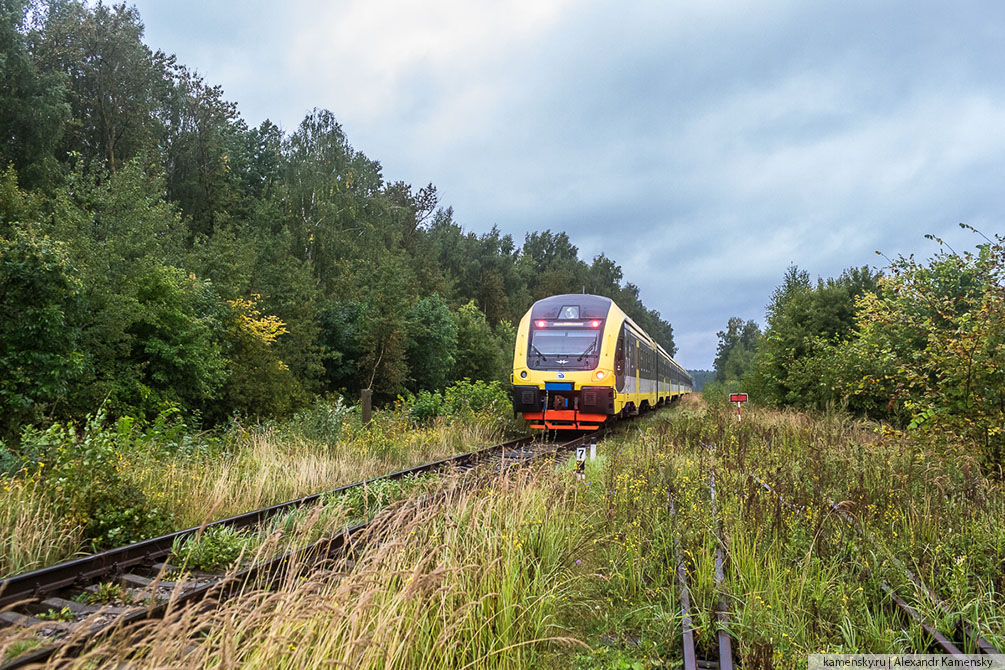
[529,326,600,370]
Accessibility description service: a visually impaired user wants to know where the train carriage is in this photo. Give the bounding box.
[510,294,691,430]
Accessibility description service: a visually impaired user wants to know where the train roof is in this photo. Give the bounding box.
[526,293,691,380]
[529,294,613,320]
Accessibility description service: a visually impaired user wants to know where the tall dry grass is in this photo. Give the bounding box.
[15,465,592,669]
[0,477,84,576]
[0,404,516,576]
[127,413,514,529]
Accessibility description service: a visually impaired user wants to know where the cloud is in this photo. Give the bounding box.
[132,0,1005,368]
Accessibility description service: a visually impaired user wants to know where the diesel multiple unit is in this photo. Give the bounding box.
[510,294,692,430]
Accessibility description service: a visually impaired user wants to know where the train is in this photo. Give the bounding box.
[510,293,692,430]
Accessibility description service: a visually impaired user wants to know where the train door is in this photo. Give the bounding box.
[633,337,639,402]
[615,329,626,392]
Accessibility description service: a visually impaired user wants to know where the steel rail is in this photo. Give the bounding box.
[1,430,599,669]
[736,460,1001,656]
[708,466,734,670]
[880,583,966,657]
[668,496,697,670]
[0,435,535,610]
[4,519,374,669]
[684,429,1003,657]
[817,488,999,655]
[748,472,800,513]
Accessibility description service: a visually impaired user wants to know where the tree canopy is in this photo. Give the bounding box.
[0,0,677,440]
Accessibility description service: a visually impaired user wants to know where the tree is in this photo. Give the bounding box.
[120,262,228,415]
[756,265,879,407]
[162,66,245,236]
[846,228,1005,466]
[405,294,457,392]
[713,317,760,382]
[0,0,69,189]
[519,230,586,300]
[217,294,301,420]
[280,108,385,293]
[0,227,84,438]
[33,0,175,172]
[452,301,505,383]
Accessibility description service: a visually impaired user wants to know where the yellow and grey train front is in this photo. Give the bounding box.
[510,294,692,431]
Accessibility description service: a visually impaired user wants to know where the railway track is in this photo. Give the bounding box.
[815,491,1001,656]
[669,446,736,670]
[0,430,603,668]
[660,427,1002,661]
[744,459,1001,656]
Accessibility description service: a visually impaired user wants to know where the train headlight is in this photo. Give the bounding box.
[594,370,606,380]
[520,371,528,379]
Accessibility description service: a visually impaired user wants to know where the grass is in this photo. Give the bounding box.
[0,475,85,577]
[3,396,1003,668]
[7,466,591,669]
[0,397,519,578]
[560,395,1005,665]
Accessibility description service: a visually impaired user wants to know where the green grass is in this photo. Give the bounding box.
[5,397,1002,668]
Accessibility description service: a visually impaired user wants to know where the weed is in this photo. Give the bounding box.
[3,639,42,661]
[170,525,254,572]
[75,581,130,605]
[2,396,513,576]
[37,606,75,622]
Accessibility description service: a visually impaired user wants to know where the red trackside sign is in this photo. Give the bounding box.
[730,393,748,403]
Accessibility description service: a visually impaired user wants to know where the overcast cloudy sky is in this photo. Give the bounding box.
[130,0,1005,369]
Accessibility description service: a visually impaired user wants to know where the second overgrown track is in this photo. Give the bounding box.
[715,438,1001,656]
[645,400,1003,661]
[670,444,736,669]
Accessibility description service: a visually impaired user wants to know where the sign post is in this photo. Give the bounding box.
[729,393,748,423]
[575,446,586,480]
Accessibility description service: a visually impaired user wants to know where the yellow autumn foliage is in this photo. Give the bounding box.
[228,294,288,346]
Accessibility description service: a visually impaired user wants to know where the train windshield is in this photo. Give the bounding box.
[528,328,600,370]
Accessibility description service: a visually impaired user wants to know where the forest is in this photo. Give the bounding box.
[0,0,676,443]
[707,230,1005,470]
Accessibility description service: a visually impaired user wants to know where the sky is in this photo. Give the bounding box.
[130,0,1005,370]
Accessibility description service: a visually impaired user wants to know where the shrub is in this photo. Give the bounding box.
[406,379,509,424]
[286,396,351,445]
[19,410,173,550]
[0,227,84,439]
[407,389,444,424]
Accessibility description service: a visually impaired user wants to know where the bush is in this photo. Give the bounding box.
[19,410,173,550]
[408,389,445,424]
[0,228,84,439]
[286,396,351,444]
[406,378,510,424]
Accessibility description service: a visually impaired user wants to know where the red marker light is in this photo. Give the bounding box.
[591,320,601,328]
[595,370,606,380]
[536,320,547,328]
